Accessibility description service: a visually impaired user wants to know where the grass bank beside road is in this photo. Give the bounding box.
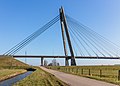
[47,66,120,85]
[14,67,68,86]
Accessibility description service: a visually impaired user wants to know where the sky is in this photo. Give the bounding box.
[0,0,120,66]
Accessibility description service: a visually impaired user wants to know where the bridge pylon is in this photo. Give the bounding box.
[59,7,76,66]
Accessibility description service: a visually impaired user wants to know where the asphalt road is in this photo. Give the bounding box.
[40,66,118,86]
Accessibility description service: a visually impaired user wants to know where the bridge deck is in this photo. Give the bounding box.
[10,55,120,59]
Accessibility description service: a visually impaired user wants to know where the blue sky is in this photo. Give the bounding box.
[0,0,120,66]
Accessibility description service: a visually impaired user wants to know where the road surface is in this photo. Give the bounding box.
[40,66,118,86]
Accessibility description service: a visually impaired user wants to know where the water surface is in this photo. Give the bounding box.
[0,71,33,86]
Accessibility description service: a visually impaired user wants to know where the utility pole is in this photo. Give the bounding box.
[59,7,76,66]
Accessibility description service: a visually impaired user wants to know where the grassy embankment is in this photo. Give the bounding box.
[47,66,120,85]
[0,56,30,81]
[14,67,68,86]
[0,56,29,68]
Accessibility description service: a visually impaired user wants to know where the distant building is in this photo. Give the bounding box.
[48,59,60,66]
[44,60,48,66]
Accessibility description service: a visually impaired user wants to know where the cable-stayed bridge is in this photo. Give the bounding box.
[3,7,120,66]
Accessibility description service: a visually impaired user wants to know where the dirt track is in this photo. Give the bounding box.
[40,66,118,86]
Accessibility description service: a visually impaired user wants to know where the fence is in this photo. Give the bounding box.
[47,66,120,81]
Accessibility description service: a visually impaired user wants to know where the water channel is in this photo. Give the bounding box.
[0,71,33,86]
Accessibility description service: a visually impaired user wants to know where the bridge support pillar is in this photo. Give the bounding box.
[60,7,76,66]
[41,57,44,66]
[65,58,69,66]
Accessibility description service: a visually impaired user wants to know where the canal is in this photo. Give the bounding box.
[0,71,33,86]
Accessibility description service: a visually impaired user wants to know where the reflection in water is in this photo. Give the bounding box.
[0,71,33,86]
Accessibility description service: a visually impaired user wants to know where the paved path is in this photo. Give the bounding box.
[40,67,118,86]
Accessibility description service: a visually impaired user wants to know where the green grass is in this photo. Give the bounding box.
[0,56,31,69]
[14,67,68,86]
[47,65,120,85]
[0,56,28,67]
[0,56,33,82]
[0,69,26,81]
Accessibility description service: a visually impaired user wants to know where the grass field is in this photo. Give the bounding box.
[14,67,68,86]
[47,65,120,85]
